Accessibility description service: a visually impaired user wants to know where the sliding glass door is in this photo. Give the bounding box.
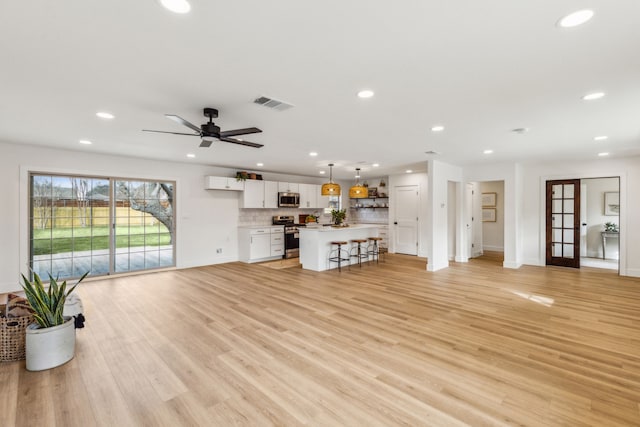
[29,173,175,280]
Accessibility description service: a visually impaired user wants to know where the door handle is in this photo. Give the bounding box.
[582,223,587,226]
[394,222,398,225]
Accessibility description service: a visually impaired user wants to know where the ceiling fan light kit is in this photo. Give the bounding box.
[143,107,263,148]
[349,168,368,199]
[321,163,341,196]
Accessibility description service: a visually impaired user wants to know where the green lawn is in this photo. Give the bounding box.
[32,225,171,255]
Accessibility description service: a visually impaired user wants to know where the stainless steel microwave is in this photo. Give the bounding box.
[278,192,300,207]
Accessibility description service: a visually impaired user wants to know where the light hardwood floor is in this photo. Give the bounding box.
[2,254,639,426]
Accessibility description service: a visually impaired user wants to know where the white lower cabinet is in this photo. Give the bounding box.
[238,226,284,262]
[270,227,285,257]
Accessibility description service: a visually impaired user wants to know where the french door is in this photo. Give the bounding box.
[546,179,580,268]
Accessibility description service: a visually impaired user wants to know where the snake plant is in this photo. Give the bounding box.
[21,272,88,328]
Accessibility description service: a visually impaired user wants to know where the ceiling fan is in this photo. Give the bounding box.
[143,107,263,148]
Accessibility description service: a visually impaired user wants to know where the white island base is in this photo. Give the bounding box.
[299,224,380,271]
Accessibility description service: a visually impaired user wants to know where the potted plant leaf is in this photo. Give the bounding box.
[21,271,88,371]
[604,222,619,232]
[331,208,346,226]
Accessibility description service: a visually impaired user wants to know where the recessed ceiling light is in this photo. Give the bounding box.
[557,10,594,28]
[598,152,609,157]
[594,136,609,141]
[372,163,379,167]
[357,90,374,99]
[186,153,195,158]
[96,112,114,119]
[483,149,493,154]
[79,139,92,145]
[431,125,445,132]
[583,92,605,101]
[256,163,264,167]
[319,171,326,175]
[159,0,191,14]
[309,152,318,157]
[406,170,413,174]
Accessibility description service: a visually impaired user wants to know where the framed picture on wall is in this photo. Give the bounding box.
[482,208,496,222]
[481,192,496,207]
[604,192,620,216]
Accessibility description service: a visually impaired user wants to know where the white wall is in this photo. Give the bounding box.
[479,181,505,252]
[583,177,619,259]
[464,162,523,269]
[427,160,463,271]
[518,157,639,277]
[0,141,324,293]
[447,181,457,260]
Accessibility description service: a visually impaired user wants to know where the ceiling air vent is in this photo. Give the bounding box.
[425,150,440,155]
[254,96,294,111]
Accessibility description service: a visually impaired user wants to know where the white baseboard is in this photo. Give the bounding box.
[427,261,449,272]
[522,258,544,267]
[503,260,522,269]
[482,245,504,252]
[624,268,640,278]
[0,281,21,294]
[178,256,237,269]
[455,255,469,262]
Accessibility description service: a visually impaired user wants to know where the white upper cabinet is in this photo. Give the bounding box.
[278,182,299,193]
[241,180,265,208]
[299,183,318,209]
[264,181,279,208]
[205,176,244,191]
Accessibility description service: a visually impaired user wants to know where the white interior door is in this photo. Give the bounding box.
[394,185,418,255]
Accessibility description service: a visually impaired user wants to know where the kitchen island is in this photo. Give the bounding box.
[299,224,380,271]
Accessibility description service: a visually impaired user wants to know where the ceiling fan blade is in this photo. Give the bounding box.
[165,114,202,134]
[219,127,262,138]
[142,129,199,136]
[220,137,264,148]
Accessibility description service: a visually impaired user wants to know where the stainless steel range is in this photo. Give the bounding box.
[272,215,304,259]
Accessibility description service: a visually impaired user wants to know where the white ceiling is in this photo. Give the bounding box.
[1,1,639,179]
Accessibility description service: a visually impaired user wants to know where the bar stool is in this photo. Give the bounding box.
[328,241,350,272]
[367,237,383,264]
[349,239,369,268]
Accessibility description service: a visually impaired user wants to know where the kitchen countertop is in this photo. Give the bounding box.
[300,224,380,232]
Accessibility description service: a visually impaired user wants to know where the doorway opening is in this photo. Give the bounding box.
[580,177,619,271]
[466,181,505,265]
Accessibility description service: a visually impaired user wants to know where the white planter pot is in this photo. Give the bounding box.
[25,317,76,371]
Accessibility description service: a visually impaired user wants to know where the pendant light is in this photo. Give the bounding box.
[349,168,369,198]
[321,163,341,196]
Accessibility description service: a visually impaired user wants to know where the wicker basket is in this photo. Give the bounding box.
[1,314,35,362]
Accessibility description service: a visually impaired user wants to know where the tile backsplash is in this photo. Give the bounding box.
[348,207,389,225]
[239,207,389,226]
[238,208,323,226]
